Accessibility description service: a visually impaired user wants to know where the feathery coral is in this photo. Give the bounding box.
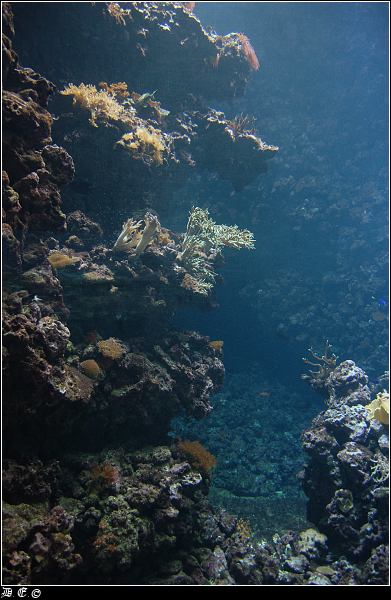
[178,439,217,475]
[179,207,255,290]
[237,33,260,70]
[99,81,129,101]
[115,125,166,165]
[370,452,389,484]
[60,83,135,127]
[97,338,125,360]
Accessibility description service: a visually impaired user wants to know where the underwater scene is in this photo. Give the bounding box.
[2,1,389,586]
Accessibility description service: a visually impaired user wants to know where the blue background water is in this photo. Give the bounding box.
[167,1,389,536]
[170,1,389,381]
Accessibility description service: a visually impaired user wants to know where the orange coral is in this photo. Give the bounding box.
[237,33,259,70]
[178,439,217,475]
[90,463,120,484]
[101,464,120,482]
[99,81,129,101]
[182,2,195,12]
[90,465,101,479]
[80,359,100,378]
[208,340,224,351]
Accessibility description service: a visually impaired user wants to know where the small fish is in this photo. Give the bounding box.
[260,392,270,396]
[132,90,157,109]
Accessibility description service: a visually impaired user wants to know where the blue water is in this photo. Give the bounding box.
[170,1,389,376]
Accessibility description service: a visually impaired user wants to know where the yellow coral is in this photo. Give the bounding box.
[365,391,389,424]
[115,125,166,165]
[48,253,78,269]
[60,83,135,127]
[208,340,224,351]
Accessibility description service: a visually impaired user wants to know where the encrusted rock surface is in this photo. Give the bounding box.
[298,361,388,562]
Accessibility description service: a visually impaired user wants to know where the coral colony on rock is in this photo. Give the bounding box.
[2,2,389,586]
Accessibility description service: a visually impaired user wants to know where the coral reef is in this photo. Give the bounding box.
[2,501,82,585]
[56,86,278,216]
[60,83,136,127]
[2,281,225,456]
[298,359,389,562]
[13,0,277,217]
[3,3,388,586]
[180,206,255,290]
[4,444,387,585]
[2,4,74,288]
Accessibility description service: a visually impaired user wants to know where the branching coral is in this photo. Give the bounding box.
[179,207,255,291]
[112,217,144,251]
[370,452,389,484]
[302,340,339,384]
[226,113,257,137]
[60,83,135,127]
[112,213,160,253]
[99,81,129,101]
